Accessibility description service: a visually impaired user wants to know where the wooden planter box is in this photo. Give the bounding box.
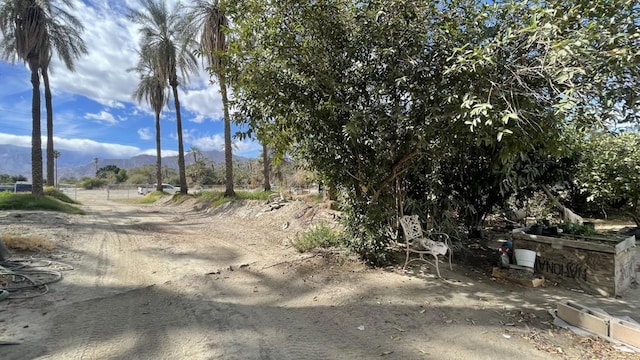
[512,231,636,297]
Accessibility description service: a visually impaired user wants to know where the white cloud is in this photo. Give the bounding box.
[179,86,224,122]
[137,127,153,140]
[85,110,118,124]
[185,132,261,157]
[189,134,225,151]
[0,133,142,158]
[138,148,179,157]
[0,133,31,148]
[48,1,221,118]
[48,2,140,108]
[0,0,258,160]
[233,138,263,157]
[54,137,141,158]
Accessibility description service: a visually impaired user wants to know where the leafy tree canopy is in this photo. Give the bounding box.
[96,165,127,183]
[0,174,27,184]
[576,131,640,225]
[227,0,639,263]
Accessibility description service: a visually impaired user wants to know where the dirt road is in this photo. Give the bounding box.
[1,190,639,359]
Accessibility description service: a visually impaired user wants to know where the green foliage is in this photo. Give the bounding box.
[292,224,344,253]
[226,0,639,263]
[560,222,597,237]
[0,174,27,183]
[187,158,217,186]
[136,191,166,204]
[43,186,79,204]
[342,198,396,266]
[0,192,84,214]
[575,131,640,225]
[80,177,106,190]
[196,190,273,208]
[96,165,127,183]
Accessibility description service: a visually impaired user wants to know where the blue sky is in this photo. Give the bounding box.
[0,0,261,160]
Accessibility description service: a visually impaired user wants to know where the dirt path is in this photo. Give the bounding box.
[1,190,639,359]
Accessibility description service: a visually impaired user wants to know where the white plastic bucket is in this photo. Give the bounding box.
[514,249,537,268]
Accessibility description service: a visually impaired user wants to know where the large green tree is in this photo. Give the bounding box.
[128,0,198,195]
[228,0,638,263]
[186,0,234,197]
[576,131,640,225]
[131,50,168,192]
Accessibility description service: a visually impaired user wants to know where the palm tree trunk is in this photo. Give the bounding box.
[171,84,187,195]
[155,111,162,191]
[43,67,54,187]
[29,61,44,196]
[262,142,271,191]
[221,73,235,197]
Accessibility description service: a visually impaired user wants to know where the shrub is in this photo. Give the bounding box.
[0,193,84,214]
[80,177,106,190]
[560,222,597,236]
[293,224,344,253]
[342,197,396,266]
[1,234,55,252]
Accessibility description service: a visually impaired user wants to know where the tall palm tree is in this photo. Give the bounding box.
[189,145,201,163]
[131,51,167,192]
[0,0,47,194]
[185,0,234,197]
[0,0,86,195]
[39,5,87,187]
[128,0,197,195]
[53,149,60,187]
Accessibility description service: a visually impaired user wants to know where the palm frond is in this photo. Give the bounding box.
[185,0,229,72]
[0,0,87,71]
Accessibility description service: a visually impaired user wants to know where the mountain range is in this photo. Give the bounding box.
[0,144,250,181]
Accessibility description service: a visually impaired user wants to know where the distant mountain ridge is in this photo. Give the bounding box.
[0,144,250,180]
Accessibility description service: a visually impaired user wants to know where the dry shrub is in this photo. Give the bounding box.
[1,234,55,252]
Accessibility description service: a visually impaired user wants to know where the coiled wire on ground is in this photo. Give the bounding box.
[0,258,74,299]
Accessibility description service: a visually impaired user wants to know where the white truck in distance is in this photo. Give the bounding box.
[137,183,180,196]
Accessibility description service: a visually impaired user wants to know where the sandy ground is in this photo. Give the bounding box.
[0,189,639,360]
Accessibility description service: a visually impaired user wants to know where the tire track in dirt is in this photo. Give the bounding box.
[41,285,210,359]
[36,198,211,359]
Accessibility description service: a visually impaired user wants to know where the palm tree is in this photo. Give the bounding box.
[0,1,47,194]
[131,51,167,192]
[189,145,201,163]
[39,6,87,187]
[0,0,86,195]
[93,157,98,175]
[128,0,197,195]
[53,149,60,187]
[185,0,234,197]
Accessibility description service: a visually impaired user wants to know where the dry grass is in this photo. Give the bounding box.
[1,234,56,252]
